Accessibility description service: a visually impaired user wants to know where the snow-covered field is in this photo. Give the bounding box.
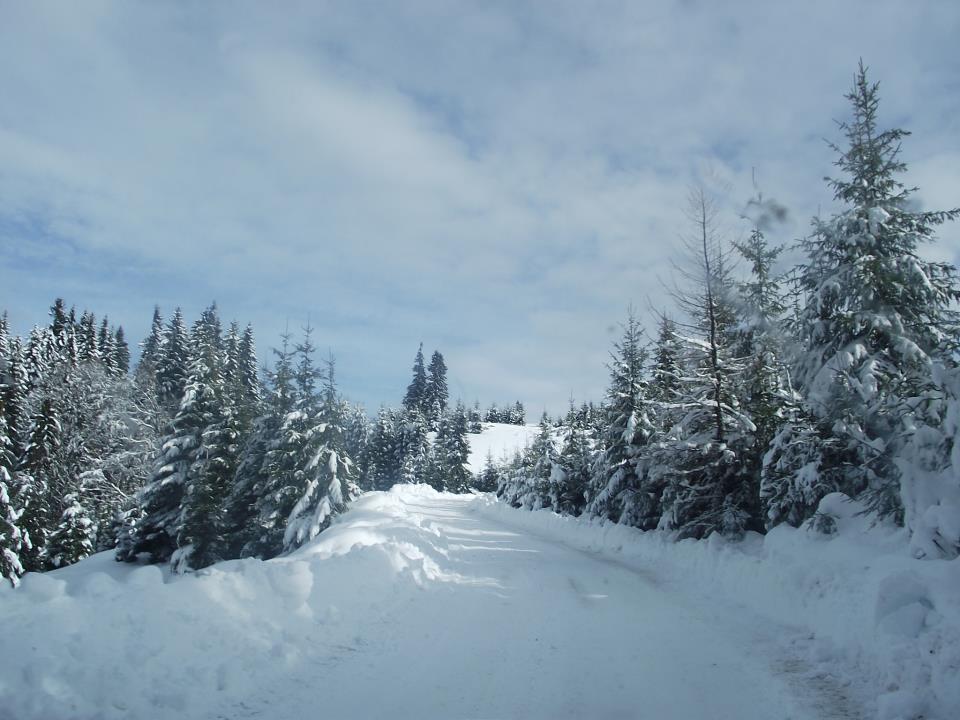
[465,421,540,473]
[4,483,956,719]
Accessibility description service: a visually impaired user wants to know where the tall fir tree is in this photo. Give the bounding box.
[156,308,190,413]
[402,344,428,414]
[585,312,654,525]
[789,63,960,524]
[425,351,449,429]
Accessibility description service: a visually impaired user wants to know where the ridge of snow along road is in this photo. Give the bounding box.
[1,485,958,720]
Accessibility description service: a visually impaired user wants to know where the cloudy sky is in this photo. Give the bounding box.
[2,1,959,414]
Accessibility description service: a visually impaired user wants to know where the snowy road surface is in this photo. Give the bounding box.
[2,486,859,720]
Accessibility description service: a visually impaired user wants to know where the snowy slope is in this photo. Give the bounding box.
[465,421,540,473]
[0,485,911,720]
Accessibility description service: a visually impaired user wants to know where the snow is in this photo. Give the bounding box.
[465,421,540,473]
[2,485,957,719]
[473,492,960,720]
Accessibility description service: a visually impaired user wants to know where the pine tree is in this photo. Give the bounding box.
[99,318,118,375]
[425,351,449,429]
[524,413,559,509]
[476,451,501,493]
[0,475,27,587]
[402,344,428,414]
[397,408,430,485]
[434,402,471,493]
[113,327,131,375]
[790,63,960,523]
[1,336,27,460]
[123,307,218,564]
[656,187,757,539]
[554,409,592,516]
[156,308,190,412]
[78,311,100,364]
[0,402,27,586]
[46,493,96,568]
[282,357,358,553]
[171,305,233,572]
[468,401,483,433]
[366,407,399,491]
[585,312,654,525]
[137,306,165,382]
[16,395,64,569]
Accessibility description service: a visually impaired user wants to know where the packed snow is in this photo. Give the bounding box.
[3,483,956,719]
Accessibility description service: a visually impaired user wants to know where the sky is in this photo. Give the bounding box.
[2,1,959,415]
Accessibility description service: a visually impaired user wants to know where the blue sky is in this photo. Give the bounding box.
[2,1,959,414]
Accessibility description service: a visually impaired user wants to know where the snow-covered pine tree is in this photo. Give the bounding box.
[553,407,593,516]
[99,318,118,375]
[46,493,96,568]
[476,450,501,493]
[122,308,216,564]
[366,407,399,491]
[136,306,164,385]
[1,336,27,460]
[247,325,325,558]
[78,311,100,364]
[221,332,294,558]
[113,327,130,375]
[156,308,190,413]
[170,304,236,572]
[403,344,428,415]
[342,403,371,487]
[16,395,64,570]
[434,401,471,493]
[790,63,960,523]
[282,355,358,553]
[0,402,27,586]
[468,401,483,433]
[425,351,449,430]
[396,407,430,485]
[656,187,758,539]
[585,312,654,526]
[509,402,526,426]
[523,413,559,510]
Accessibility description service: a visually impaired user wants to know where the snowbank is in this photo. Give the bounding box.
[469,492,960,720]
[465,422,540,473]
[0,486,488,720]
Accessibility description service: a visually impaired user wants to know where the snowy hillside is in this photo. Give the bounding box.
[465,421,541,473]
[3,485,957,719]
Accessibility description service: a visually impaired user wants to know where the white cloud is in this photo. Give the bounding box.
[1,0,958,412]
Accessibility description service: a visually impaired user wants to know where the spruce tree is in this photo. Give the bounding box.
[366,407,399,491]
[46,493,96,568]
[171,306,234,572]
[123,308,217,564]
[554,409,592,516]
[156,308,190,413]
[585,312,654,525]
[113,327,131,375]
[425,351,449,429]
[282,356,358,553]
[78,311,100,364]
[790,63,960,523]
[656,188,757,539]
[402,344,428,414]
[0,404,27,586]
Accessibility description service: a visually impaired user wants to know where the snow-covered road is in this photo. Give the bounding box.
[2,486,860,719]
